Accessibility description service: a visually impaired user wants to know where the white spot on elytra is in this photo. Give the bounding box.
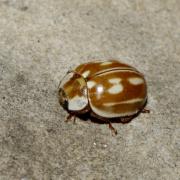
[108,85,123,94]
[100,61,113,66]
[82,70,90,78]
[128,77,144,85]
[87,81,96,89]
[109,78,121,84]
[108,78,123,94]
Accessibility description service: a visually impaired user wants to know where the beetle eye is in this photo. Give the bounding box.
[80,86,87,96]
[59,88,68,110]
[63,99,68,110]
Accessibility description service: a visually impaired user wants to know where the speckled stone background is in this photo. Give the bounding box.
[0,0,179,179]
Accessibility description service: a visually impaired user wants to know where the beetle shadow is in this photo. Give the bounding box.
[76,112,140,125]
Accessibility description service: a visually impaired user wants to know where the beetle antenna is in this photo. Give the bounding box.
[69,70,83,77]
[58,70,87,89]
[58,71,71,89]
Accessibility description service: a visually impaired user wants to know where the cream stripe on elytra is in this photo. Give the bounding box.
[89,101,138,118]
[100,61,113,66]
[89,68,141,80]
[128,77,144,85]
[103,98,144,107]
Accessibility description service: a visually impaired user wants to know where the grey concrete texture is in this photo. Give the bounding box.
[0,0,180,179]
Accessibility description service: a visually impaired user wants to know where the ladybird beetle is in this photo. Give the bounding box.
[59,60,149,134]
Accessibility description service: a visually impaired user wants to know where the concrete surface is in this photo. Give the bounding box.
[0,0,180,179]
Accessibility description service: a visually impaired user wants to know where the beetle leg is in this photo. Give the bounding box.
[65,114,72,122]
[120,116,133,123]
[73,116,76,124]
[65,114,76,124]
[142,108,150,113]
[108,122,117,135]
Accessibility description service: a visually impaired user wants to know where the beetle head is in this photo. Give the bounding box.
[59,71,88,112]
